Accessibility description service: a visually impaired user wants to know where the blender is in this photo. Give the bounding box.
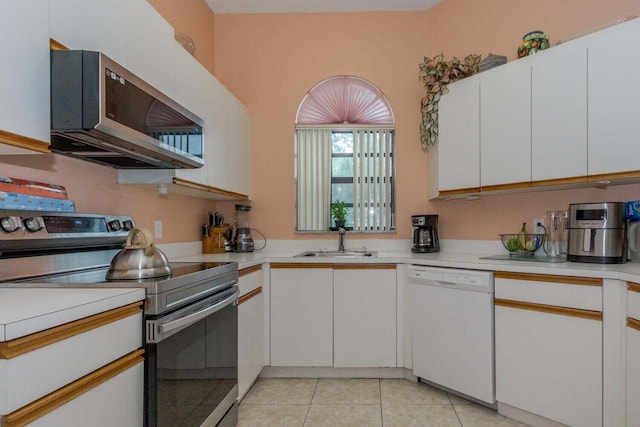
[233,204,254,252]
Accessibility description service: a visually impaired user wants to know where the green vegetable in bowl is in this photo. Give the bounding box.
[507,238,521,252]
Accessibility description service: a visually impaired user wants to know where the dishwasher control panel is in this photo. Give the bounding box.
[408,265,494,292]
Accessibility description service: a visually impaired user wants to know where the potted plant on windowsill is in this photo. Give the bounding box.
[331,200,347,229]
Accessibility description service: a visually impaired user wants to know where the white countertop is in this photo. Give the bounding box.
[0,288,145,342]
[172,246,640,283]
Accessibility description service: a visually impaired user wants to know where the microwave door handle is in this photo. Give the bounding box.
[583,228,591,252]
[156,290,238,339]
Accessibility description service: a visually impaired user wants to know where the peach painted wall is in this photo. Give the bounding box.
[0,154,214,242]
[213,11,431,240]
[147,0,216,74]
[213,1,640,242]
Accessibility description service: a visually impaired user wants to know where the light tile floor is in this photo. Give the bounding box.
[238,378,529,426]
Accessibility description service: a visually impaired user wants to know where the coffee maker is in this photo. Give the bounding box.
[233,204,254,252]
[412,215,440,253]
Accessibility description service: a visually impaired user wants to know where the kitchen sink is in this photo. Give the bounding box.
[294,250,378,258]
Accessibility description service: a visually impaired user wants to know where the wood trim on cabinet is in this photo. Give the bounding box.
[332,264,396,270]
[172,178,249,200]
[0,130,49,154]
[439,187,481,197]
[239,264,263,277]
[587,171,640,182]
[49,38,68,50]
[238,287,262,305]
[531,176,588,187]
[628,282,640,293]
[0,302,142,360]
[480,181,532,192]
[2,349,144,427]
[628,317,640,331]
[271,263,334,269]
[494,271,602,287]
[495,298,602,321]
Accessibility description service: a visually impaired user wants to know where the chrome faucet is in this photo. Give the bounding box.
[338,227,346,252]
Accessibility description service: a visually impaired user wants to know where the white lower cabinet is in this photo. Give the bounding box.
[270,265,334,367]
[627,283,640,425]
[495,272,602,427]
[270,264,397,368]
[1,302,144,426]
[26,359,143,427]
[238,265,265,400]
[333,266,396,367]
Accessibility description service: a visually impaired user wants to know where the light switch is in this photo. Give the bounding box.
[154,220,163,239]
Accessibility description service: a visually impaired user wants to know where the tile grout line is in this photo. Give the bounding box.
[302,378,319,425]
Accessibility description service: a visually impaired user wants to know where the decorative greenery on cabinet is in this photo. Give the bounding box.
[419,53,481,152]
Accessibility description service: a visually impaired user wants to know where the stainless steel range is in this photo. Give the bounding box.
[0,209,239,427]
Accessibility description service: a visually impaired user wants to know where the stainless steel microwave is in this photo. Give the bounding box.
[50,50,204,169]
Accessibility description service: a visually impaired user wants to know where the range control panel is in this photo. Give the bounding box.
[0,209,134,255]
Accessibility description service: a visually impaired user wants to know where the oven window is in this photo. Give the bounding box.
[146,302,237,427]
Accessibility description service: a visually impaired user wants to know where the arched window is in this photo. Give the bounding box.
[295,76,395,232]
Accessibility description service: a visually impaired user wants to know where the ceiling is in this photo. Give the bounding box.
[205,0,442,14]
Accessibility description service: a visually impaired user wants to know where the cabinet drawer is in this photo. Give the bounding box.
[495,272,601,311]
[239,265,263,296]
[0,304,142,415]
[4,351,143,427]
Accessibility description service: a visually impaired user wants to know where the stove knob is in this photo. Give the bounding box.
[23,217,44,232]
[122,220,134,231]
[0,216,22,233]
[108,219,122,232]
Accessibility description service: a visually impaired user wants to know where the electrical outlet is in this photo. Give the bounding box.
[154,220,163,239]
[533,218,545,234]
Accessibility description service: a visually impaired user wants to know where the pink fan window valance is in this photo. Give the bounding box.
[295,76,394,125]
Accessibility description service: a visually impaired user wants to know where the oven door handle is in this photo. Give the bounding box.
[156,288,238,339]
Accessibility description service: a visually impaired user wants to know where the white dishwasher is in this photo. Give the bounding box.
[409,265,495,405]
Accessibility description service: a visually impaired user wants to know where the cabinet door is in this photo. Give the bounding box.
[238,289,264,399]
[205,80,231,191]
[24,359,143,427]
[480,65,531,187]
[173,40,208,186]
[628,325,640,424]
[229,96,252,196]
[532,46,588,182]
[126,0,175,97]
[0,0,50,148]
[50,0,127,66]
[437,77,480,193]
[270,267,333,366]
[496,305,602,427]
[588,19,640,176]
[333,267,396,367]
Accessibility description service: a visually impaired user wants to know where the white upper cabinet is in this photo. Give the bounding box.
[229,96,252,196]
[437,77,480,192]
[531,46,588,182]
[480,64,532,187]
[0,0,50,150]
[50,0,127,66]
[206,79,232,192]
[172,40,209,186]
[588,19,640,177]
[126,0,175,97]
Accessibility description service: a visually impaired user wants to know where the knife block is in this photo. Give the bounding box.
[202,226,228,254]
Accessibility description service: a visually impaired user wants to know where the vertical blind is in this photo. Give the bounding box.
[353,128,394,231]
[296,128,332,231]
[296,127,394,232]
